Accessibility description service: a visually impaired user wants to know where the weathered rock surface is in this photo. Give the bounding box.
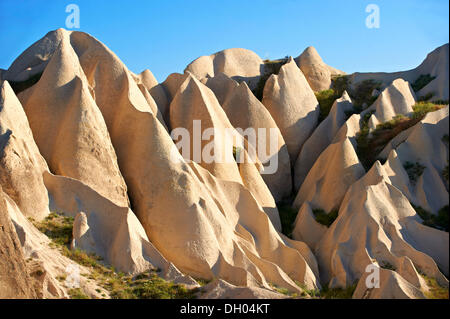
[316,162,448,290]
[185,48,264,90]
[221,80,292,201]
[0,188,38,298]
[294,46,344,92]
[0,81,50,220]
[294,91,354,190]
[381,107,449,214]
[361,78,416,124]
[262,58,320,163]
[293,138,365,213]
[13,30,129,208]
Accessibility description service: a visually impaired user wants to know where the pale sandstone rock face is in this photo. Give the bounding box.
[237,150,282,230]
[262,58,320,163]
[361,78,416,124]
[3,28,448,300]
[293,138,365,213]
[381,107,449,214]
[170,73,244,183]
[221,81,292,202]
[6,190,108,299]
[43,172,197,286]
[41,30,319,292]
[293,91,354,191]
[295,46,332,92]
[292,202,327,251]
[14,32,129,208]
[0,81,50,220]
[0,189,38,299]
[353,268,425,299]
[316,162,448,290]
[349,44,449,101]
[185,48,264,90]
[199,279,288,299]
[204,72,239,105]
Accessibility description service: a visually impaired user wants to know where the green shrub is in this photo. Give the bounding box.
[356,104,444,170]
[412,102,443,119]
[412,74,436,92]
[312,208,338,227]
[379,261,396,271]
[320,283,357,299]
[403,161,426,184]
[420,273,449,299]
[418,92,434,102]
[331,75,350,97]
[68,288,90,299]
[252,58,289,100]
[413,205,449,232]
[277,204,298,238]
[351,79,382,108]
[315,89,340,122]
[33,212,198,299]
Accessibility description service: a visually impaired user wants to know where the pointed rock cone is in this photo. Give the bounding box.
[205,72,239,105]
[56,30,320,292]
[43,171,197,285]
[16,32,129,208]
[0,81,50,220]
[262,57,320,163]
[222,80,292,202]
[294,91,354,191]
[293,138,365,212]
[169,73,243,183]
[361,78,416,124]
[316,161,448,290]
[294,46,332,92]
[382,106,449,214]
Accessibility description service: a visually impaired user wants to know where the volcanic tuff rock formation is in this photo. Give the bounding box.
[316,162,448,291]
[262,57,320,163]
[0,189,38,298]
[0,28,448,299]
[362,78,416,125]
[295,46,346,92]
[0,81,50,220]
[293,91,355,191]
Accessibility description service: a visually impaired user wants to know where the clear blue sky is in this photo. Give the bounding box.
[0,0,448,82]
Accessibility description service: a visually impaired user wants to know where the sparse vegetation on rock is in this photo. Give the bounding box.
[312,208,338,227]
[412,74,436,92]
[252,58,288,100]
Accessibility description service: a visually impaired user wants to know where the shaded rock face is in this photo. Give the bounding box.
[2,28,449,300]
[0,189,38,299]
[0,81,50,220]
[293,91,354,191]
[316,162,448,290]
[221,80,292,202]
